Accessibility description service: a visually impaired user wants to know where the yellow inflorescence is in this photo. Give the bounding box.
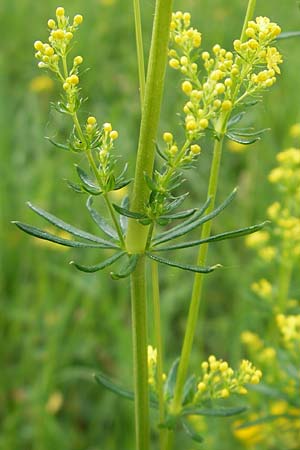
[277,314,300,353]
[168,12,282,141]
[193,355,262,403]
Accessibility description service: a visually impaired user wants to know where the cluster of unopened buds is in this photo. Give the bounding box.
[193,355,262,402]
[162,131,201,164]
[34,7,83,76]
[167,12,283,140]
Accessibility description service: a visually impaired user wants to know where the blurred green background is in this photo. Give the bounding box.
[1,0,300,449]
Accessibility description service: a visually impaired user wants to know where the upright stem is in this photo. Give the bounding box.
[128,1,173,449]
[130,256,149,450]
[133,0,146,104]
[126,0,174,253]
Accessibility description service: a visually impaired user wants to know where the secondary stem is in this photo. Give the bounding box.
[171,127,226,414]
[151,260,165,446]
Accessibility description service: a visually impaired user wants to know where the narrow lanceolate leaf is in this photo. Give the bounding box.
[277,31,300,40]
[146,253,219,274]
[235,413,300,430]
[65,179,83,193]
[94,372,158,407]
[153,221,269,252]
[164,358,180,400]
[45,136,70,151]
[154,196,211,242]
[159,208,197,221]
[86,196,118,240]
[155,142,168,161]
[75,165,102,195]
[181,405,247,417]
[70,251,126,273]
[182,375,197,405]
[12,222,111,249]
[112,203,147,220]
[95,372,134,401]
[154,188,237,246]
[119,196,129,233]
[182,421,204,443]
[164,193,189,213]
[227,111,246,127]
[110,254,139,279]
[226,132,260,145]
[27,202,118,247]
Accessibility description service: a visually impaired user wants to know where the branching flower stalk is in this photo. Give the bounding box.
[165,0,282,424]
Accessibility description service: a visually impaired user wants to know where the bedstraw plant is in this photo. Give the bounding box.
[13,1,285,449]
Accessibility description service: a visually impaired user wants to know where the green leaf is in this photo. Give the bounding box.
[235,413,300,430]
[159,208,197,221]
[226,132,260,145]
[229,128,270,137]
[144,172,159,192]
[86,196,118,240]
[182,420,204,443]
[112,203,147,220]
[228,112,246,127]
[164,358,180,400]
[119,196,129,232]
[114,178,132,190]
[154,196,211,242]
[182,375,197,405]
[95,372,134,401]
[45,136,70,151]
[147,253,219,274]
[154,221,269,252]
[277,31,300,40]
[12,221,111,249]
[75,165,102,195]
[153,188,237,245]
[27,202,118,247]
[70,251,126,273]
[65,179,83,193]
[164,193,189,213]
[181,405,247,417]
[155,142,168,161]
[94,371,158,407]
[110,254,139,279]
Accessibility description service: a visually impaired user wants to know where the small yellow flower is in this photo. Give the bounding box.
[163,132,173,143]
[87,116,97,125]
[56,7,65,17]
[73,14,83,25]
[110,130,119,140]
[46,391,63,414]
[266,47,283,74]
[103,122,112,133]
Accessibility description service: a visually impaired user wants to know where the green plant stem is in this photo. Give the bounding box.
[130,256,149,450]
[171,125,226,416]
[127,2,173,449]
[151,260,165,445]
[133,0,146,104]
[126,0,174,253]
[71,112,125,246]
[240,0,256,42]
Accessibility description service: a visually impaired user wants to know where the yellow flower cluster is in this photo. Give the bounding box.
[241,331,276,369]
[277,314,300,353]
[34,7,83,75]
[194,355,262,402]
[251,278,273,300]
[147,345,166,388]
[168,12,282,139]
[269,148,300,198]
